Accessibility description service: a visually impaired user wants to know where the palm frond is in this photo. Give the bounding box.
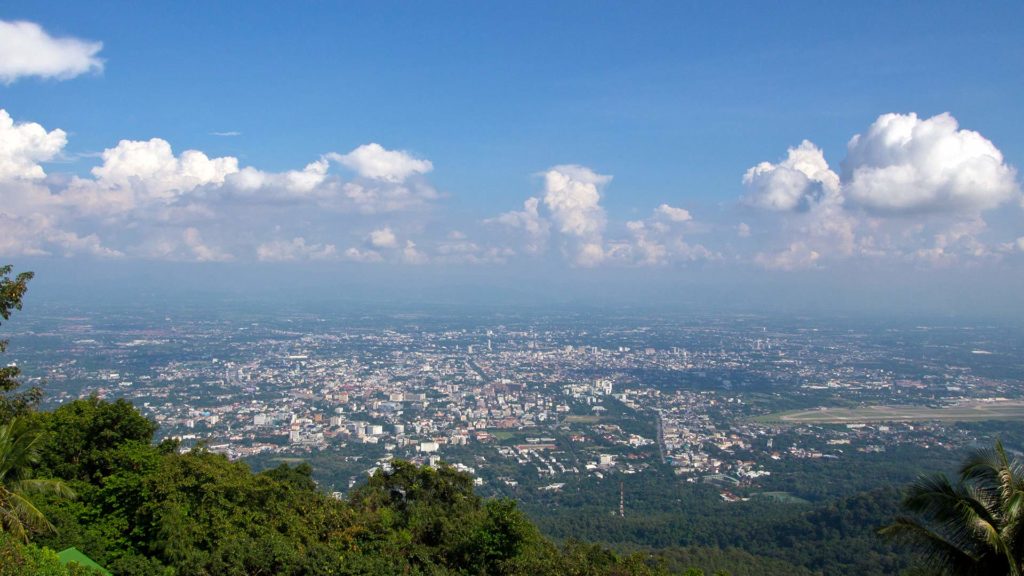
[10,478,76,500]
[5,489,56,536]
[881,516,985,576]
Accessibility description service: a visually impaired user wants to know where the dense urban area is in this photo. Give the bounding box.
[11,304,1023,502]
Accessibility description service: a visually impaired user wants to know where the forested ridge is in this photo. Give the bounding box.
[3,397,707,575]
[0,396,911,576]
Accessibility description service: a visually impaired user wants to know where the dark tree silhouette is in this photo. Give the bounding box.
[882,439,1024,576]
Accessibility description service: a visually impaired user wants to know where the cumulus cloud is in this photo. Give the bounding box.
[368,227,398,249]
[433,234,511,264]
[755,242,820,271]
[842,112,1019,214]
[320,144,439,213]
[542,165,611,266]
[620,221,667,266]
[486,197,550,254]
[401,240,428,264]
[0,109,456,259]
[91,138,239,199]
[228,158,329,197]
[329,143,432,182]
[655,204,693,222]
[613,206,715,266]
[911,218,993,266]
[182,227,233,262]
[0,213,121,258]
[256,237,337,261]
[55,138,241,218]
[489,168,713,267]
[0,109,68,180]
[543,165,609,236]
[743,140,840,212]
[336,180,440,214]
[742,112,1022,269]
[0,20,103,83]
[343,247,383,263]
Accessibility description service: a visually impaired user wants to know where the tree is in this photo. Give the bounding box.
[0,265,37,420]
[0,418,75,542]
[37,397,158,483]
[881,439,1024,576]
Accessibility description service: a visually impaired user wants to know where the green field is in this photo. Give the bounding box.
[564,415,602,424]
[756,400,1024,424]
[752,492,812,505]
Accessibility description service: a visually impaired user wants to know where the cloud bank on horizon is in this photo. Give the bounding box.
[0,19,1021,271]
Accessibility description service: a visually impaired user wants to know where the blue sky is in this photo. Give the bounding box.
[1,2,1023,313]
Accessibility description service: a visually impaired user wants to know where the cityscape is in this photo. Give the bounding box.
[12,305,1023,500]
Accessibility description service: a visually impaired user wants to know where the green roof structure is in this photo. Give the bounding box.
[56,547,112,575]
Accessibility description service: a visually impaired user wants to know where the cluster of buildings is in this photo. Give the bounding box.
[11,310,1019,494]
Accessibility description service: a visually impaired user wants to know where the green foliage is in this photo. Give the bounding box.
[261,461,317,492]
[0,531,103,576]
[27,398,682,575]
[882,439,1024,576]
[0,265,38,420]
[35,396,158,483]
[0,417,75,542]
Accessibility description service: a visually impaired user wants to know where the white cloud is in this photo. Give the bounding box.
[337,180,440,214]
[621,221,667,266]
[0,20,103,83]
[614,209,716,266]
[343,247,383,263]
[0,213,120,258]
[742,112,1022,269]
[0,110,450,260]
[486,197,550,254]
[228,158,329,196]
[543,165,609,237]
[542,164,611,266]
[402,240,428,264]
[368,227,398,249]
[655,204,693,222]
[66,138,240,215]
[755,242,820,271]
[0,109,68,180]
[330,143,432,182]
[842,112,1019,214]
[488,172,712,267]
[93,139,239,192]
[743,140,840,212]
[182,227,233,262]
[911,218,992,266]
[737,222,751,238]
[256,237,337,261]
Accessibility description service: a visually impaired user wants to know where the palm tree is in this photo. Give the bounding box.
[0,417,75,542]
[881,439,1024,576]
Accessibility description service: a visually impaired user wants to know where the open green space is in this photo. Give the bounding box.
[564,415,603,424]
[752,491,812,505]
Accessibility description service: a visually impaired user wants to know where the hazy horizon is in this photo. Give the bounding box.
[2,2,1023,320]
